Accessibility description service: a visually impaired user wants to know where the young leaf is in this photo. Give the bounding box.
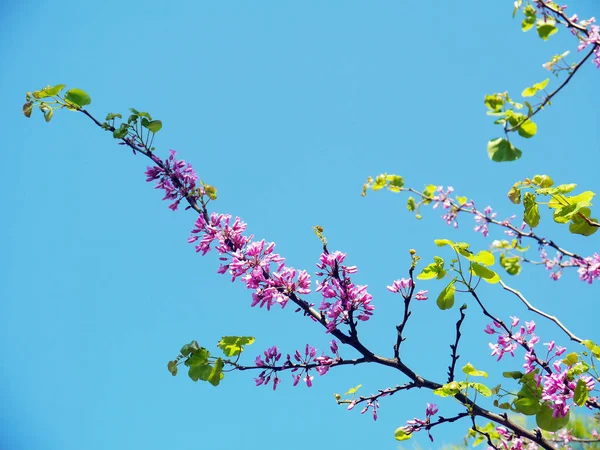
[521,79,549,97]
[217,336,256,357]
[487,138,522,162]
[207,358,224,386]
[64,88,92,107]
[514,397,541,415]
[345,384,363,395]
[394,428,412,441]
[523,192,540,228]
[569,208,599,236]
[462,362,488,378]
[536,404,569,432]
[436,280,456,310]
[470,262,500,284]
[536,19,558,40]
[469,382,492,397]
[573,379,589,406]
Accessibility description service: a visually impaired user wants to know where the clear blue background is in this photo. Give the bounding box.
[1,1,599,449]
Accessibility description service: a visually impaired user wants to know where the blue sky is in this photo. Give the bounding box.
[2,1,599,449]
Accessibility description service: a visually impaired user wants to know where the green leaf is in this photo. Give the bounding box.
[64,88,91,107]
[517,119,537,138]
[207,358,224,386]
[105,113,122,121]
[188,363,212,382]
[582,340,595,351]
[508,185,522,204]
[536,404,569,432]
[549,191,595,209]
[522,79,550,97]
[503,371,524,380]
[562,352,578,366]
[167,360,178,376]
[569,208,599,236]
[522,5,536,32]
[185,349,210,367]
[523,192,540,228]
[42,105,54,122]
[146,120,162,133]
[217,336,255,357]
[204,184,217,201]
[23,102,34,118]
[434,239,453,247]
[462,362,488,378]
[470,262,500,284]
[394,428,412,441]
[469,382,492,397]
[514,397,541,415]
[472,250,494,267]
[407,197,416,212]
[113,123,129,139]
[371,175,387,191]
[386,174,404,192]
[500,254,521,276]
[433,381,462,397]
[537,19,558,40]
[345,384,363,395]
[573,379,589,406]
[33,84,66,99]
[484,94,504,111]
[417,256,445,280]
[487,138,522,162]
[436,280,456,310]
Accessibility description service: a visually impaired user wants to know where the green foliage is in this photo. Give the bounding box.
[168,337,253,386]
[344,384,362,395]
[470,262,500,284]
[508,175,598,235]
[436,280,456,310]
[499,254,521,276]
[536,403,570,431]
[417,256,446,280]
[64,88,92,108]
[217,336,255,357]
[521,79,549,97]
[462,362,488,378]
[523,192,540,228]
[536,18,558,40]
[394,427,412,441]
[361,173,404,196]
[487,138,522,162]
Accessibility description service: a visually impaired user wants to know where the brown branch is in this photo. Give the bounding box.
[499,280,582,343]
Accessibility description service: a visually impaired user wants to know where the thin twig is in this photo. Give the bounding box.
[499,280,582,343]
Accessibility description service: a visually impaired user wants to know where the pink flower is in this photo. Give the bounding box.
[415,290,428,301]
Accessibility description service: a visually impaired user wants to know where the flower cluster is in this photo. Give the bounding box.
[254,346,282,390]
[486,317,598,419]
[474,206,497,237]
[432,186,460,228]
[386,278,428,301]
[348,397,381,421]
[253,344,335,390]
[574,253,600,284]
[575,16,600,68]
[315,251,374,332]
[399,403,439,441]
[188,213,311,310]
[145,150,200,211]
[486,317,539,363]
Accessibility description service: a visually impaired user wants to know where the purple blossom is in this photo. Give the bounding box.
[316,251,374,332]
[415,290,428,301]
[474,206,497,237]
[144,150,200,211]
